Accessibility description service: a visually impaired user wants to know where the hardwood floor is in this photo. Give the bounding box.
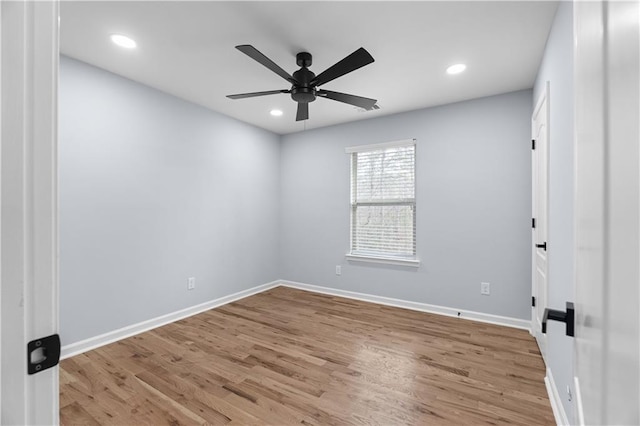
[60,287,554,425]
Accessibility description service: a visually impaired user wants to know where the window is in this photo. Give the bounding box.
[346,139,418,266]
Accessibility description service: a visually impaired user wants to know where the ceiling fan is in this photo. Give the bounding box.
[226,45,378,121]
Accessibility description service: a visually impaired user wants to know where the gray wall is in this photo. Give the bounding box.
[59,56,280,345]
[280,90,533,320]
[60,56,537,348]
[533,2,575,422]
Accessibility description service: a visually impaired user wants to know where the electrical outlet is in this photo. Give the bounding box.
[187,277,196,290]
[335,265,342,276]
[481,282,490,295]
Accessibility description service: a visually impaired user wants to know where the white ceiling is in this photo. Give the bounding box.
[60,1,558,135]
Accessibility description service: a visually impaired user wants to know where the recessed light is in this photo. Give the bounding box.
[446,63,466,75]
[111,34,137,49]
[270,109,283,117]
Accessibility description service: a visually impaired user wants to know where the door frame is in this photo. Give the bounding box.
[0,1,60,423]
[531,82,550,361]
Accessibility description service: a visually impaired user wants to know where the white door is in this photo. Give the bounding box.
[0,1,60,424]
[573,0,639,424]
[531,84,549,360]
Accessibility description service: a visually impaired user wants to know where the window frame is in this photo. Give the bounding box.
[345,139,420,267]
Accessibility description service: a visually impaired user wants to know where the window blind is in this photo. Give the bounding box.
[349,140,416,258]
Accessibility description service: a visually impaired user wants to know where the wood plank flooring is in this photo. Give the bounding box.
[60,287,554,425]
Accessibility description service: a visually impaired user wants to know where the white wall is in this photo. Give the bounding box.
[59,56,281,345]
[533,2,575,422]
[280,90,533,320]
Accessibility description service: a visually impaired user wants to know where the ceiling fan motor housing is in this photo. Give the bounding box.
[291,53,317,103]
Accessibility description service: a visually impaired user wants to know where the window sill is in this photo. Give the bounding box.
[345,254,421,267]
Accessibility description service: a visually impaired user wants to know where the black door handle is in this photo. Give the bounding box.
[541,302,574,337]
[535,242,547,251]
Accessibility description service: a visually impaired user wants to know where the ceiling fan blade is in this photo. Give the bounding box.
[236,45,297,84]
[226,89,289,99]
[311,47,374,87]
[296,102,309,121]
[317,89,377,110]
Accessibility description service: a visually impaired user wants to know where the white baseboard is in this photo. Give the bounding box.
[574,376,584,426]
[62,279,531,360]
[60,280,281,359]
[279,280,531,330]
[545,367,570,426]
